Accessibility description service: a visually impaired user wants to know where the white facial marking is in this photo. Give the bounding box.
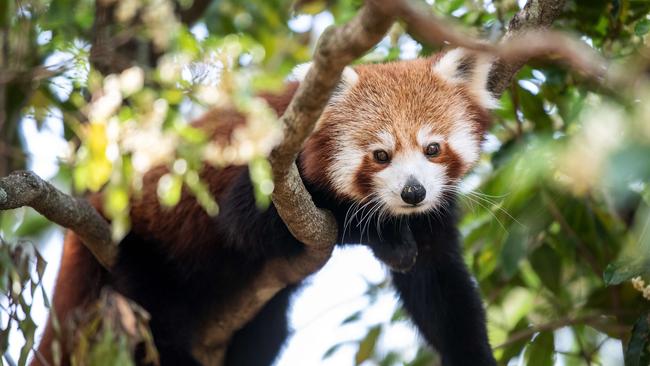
[374,150,447,215]
[416,126,444,147]
[328,139,365,197]
[370,130,396,152]
[448,122,480,166]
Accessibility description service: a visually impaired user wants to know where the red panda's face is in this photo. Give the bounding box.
[300,49,495,217]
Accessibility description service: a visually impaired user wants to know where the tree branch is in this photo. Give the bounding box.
[269,3,395,248]
[387,0,566,97]
[489,0,566,96]
[371,0,614,100]
[0,171,116,268]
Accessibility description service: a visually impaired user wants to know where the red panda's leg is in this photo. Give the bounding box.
[31,232,107,366]
[390,216,496,366]
[223,285,296,366]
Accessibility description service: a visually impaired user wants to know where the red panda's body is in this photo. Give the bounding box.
[35,51,497,366]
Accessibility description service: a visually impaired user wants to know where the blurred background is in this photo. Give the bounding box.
[2,0,650,365]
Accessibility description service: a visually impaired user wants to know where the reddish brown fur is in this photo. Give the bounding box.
[31,94,294,365]
[302,56,491,199]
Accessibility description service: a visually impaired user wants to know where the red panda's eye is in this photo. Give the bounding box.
[373,150,390,163]
[425,143,441,157]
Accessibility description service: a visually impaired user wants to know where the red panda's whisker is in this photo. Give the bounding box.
[342,193,378,242]
[449,190,509,233]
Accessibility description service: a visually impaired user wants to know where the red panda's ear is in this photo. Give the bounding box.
[290,62,359,102]
[432,48,498,110]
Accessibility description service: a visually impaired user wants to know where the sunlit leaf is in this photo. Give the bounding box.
[525,332,554,366]
[355,325,381,365]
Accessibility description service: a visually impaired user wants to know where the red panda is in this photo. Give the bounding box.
[33,48,497,366]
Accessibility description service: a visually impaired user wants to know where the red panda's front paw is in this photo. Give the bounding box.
[369,225,418,273]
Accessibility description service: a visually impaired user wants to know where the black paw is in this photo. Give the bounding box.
[370,224,418,272]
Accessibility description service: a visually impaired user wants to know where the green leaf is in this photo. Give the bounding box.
[390,307,407,322]
[604,258,650,286]
[635,19,650,36]
[500,226,529,279]
[517,86,554,132]
[529,244,561,293]
[499,318,534,364]
[157,173,183,207]
[0,0,9,28]
[0,327,9,354]
[525,331,554,366]
[14,212,51,238]
[626,315,650,366]
[341,311,361,325]
[407,348,438,366]
[323,343,344,359]
[248,157,273,209]
[355,325,381,365]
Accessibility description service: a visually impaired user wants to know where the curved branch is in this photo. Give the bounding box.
[0,170,116,268]
[373,0,599,100]
[269,3,394,249]
[488,0,566,96]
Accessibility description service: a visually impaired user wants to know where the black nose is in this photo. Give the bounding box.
[401,180,426,205]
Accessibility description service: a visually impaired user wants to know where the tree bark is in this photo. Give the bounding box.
[0,171,115,268]
[488,0,566,96]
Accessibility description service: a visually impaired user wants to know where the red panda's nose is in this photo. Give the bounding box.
[401,180,426,205]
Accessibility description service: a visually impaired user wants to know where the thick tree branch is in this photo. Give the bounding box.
[489,0,566,96]
[0,171,116,268]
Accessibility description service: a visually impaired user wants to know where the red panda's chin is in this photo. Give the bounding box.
[388,202,437,216]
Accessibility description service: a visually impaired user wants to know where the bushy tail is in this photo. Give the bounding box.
[31,231,107,366]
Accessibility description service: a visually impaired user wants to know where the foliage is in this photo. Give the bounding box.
[67,289,158,366]
[1,0,650,365]
[0,240,50,366]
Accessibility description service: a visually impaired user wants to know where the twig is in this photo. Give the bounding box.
[494,313,606,349]
[0,171,115,268]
